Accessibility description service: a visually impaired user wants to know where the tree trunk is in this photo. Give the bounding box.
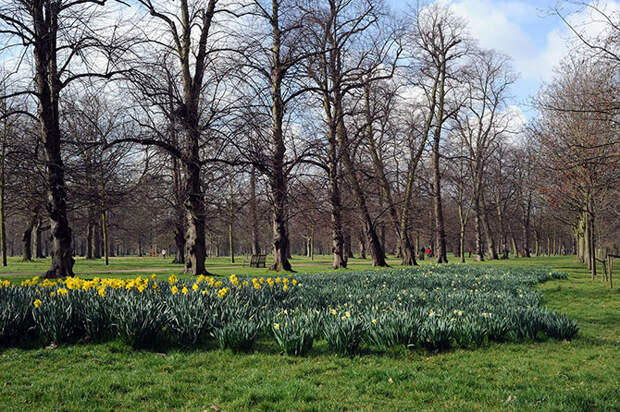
[184,156,207,275]
[22,216,35,262]
[459,207,466,263]
[474,196,484,262]
[344,231,353,259]
[481,204,498,260]
[0,121,6,266]
[310,225,314,260]
[249,167,260,256]
[328,123,346,269]
[521,193,531,258]
[172,156,186,264]
[358,231,366,259]
[267,4,292,272]
[336,97,386,267]
[101,204,109,265]
[33,4,75,278]
[94,222,102,259]
[86,216,94,259]
[341,151,386,267]
[510,228,518,258]
[587,196,596,280]
[431,64,448,264]
[33,218,46,258]
[268,118,292,272]
[228,180,235,263]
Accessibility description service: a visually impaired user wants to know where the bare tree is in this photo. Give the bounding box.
[454,49,517,261]
[413,3,469,263]
[0,0,130,277]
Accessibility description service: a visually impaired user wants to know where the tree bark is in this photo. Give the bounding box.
[474,196,484,262]
[0,120,6,266]
[481,195,498,260]
[32,2,75,278]
[459,203,466,263]
[101,203,109,265]
[358,231,366,259]
[228,179,235,263]
[521,192,531,258]
[249,167,260,256]
[431,65,448,264]
[338,118,386,267]
[86,220,94,259]
[33,217,46,258]
[22,213,36,262]
[327,110,346,269]
[172,156,186,264]
[267,0,292,272]
[184,157,207,274]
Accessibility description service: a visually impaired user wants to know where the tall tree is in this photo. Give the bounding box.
[0,0,129,277]
[414,4,468,263]
[454,49,516,261]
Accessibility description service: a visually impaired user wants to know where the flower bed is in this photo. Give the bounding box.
[0,265,578,354]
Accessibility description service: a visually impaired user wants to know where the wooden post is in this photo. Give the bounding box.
[608,255,616,289]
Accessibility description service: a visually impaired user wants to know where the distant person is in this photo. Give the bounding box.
[468,247,472,258]
[426,247,431,257]
[161,249,167,260]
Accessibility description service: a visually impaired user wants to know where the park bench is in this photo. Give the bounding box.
[247,254,266,268]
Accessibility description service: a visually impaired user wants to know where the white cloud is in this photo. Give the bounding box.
[446,0,539,78]
[534,0,620,81]
[441,0,619,103]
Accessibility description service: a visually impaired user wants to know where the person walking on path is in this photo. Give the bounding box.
[468,247,472,258]
[162,249,167,260]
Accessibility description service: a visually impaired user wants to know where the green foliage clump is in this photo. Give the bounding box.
[272,309,319,356]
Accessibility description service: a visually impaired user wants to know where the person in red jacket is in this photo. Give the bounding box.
[426,247,431,257]
[468,247,472,258]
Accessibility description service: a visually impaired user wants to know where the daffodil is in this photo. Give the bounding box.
[33,299,42,308]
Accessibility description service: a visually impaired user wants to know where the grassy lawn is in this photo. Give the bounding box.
[0,253,447,282]
[0,255,618,411]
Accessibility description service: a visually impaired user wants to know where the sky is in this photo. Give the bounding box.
[387,0,619,120]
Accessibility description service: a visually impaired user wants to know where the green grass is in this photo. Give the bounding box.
[0,253,451,283]
[0,255,618,411]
